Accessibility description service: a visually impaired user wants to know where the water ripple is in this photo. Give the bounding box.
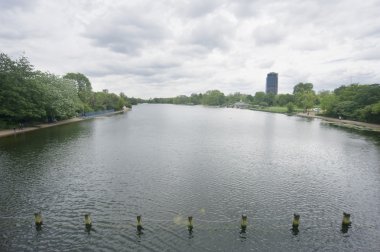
[1,105,379,251]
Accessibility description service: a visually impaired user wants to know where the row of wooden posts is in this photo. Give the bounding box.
[33,212,352,232]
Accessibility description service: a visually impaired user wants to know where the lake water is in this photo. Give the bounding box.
[0,104,379,251]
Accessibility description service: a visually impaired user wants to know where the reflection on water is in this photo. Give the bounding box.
[291,226,299,236]
[1,104,380,251]
[318,119,380,144]
[341,223,351,234]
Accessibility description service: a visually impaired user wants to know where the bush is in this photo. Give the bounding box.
[286,102,295,113]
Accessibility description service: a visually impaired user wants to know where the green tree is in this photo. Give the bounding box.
[201,90,225,106]
[253,92,266,105]
[358,102,380,123]
[0,53,44,122]
[246,95,254,103]
[293,83,314,94]
[319,91,337,114]
[332,101,359,119]
[276,94,295,106]
[0,52,132,128]
[173,95,190,104]
[226,92,244,105]
[293,83,317,112]
[323,84,380,122]
[120,92,131,108]
[286,102,295,113]
[63,72,92,105]
[190,93,201,105]
[264,93,276,106]
[34,72,81,121]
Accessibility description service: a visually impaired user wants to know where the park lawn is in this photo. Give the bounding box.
[263,106,288,113]
[252,106,304,114]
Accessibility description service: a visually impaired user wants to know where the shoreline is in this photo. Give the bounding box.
[247,108,380,133]
[2,107,378,138]
[0,110,128,139]
[297,113,380,132]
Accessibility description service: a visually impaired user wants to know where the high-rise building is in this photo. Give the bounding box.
[266,72,278,94]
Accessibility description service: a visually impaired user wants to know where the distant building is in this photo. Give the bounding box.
[266,72,278,94]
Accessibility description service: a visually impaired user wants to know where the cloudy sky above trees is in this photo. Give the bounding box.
[1,0,380,98]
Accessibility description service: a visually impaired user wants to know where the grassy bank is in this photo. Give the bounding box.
[297,113,380,132]
[0,110,128,138]
[249,106,303,114]
[248,106,380,132]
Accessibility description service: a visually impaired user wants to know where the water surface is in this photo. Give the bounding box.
[1,104,379,251]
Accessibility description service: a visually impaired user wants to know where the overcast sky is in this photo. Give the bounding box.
[1,0,380,98]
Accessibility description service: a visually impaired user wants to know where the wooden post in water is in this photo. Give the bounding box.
[187,216,193,232]
[84,214,92,229]
[341,212,351,233]
[137,215,143,232]
[240,214,247,232]
[34,212,43,226]
[342,212,351,225]
[292,214,300,228]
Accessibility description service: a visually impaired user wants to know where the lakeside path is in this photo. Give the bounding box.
[297,113,380,132]
[0,110,126,139]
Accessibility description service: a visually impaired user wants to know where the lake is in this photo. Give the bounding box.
[1,104,379,251]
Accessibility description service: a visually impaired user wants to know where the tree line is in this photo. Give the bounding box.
[0,53,136,128]
[1,53,379,127]
[319,84,380,123]
[146,82,380,123]
[146,83,319,109]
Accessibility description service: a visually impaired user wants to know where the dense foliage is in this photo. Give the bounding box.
[0,53,131,128]
[146,82,380,123]
[293,83,317,112]
[146,90,295,107]
[1,53,379,126]
[319,84,380,123]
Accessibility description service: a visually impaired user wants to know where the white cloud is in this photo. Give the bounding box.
[355,46,380,61]
[84,3,170,55]
[1,0,379,98]
[253,23,287,46]
[175,0,224,18]
[186,12,237,50]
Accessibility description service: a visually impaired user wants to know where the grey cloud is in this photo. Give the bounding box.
[187,14,236,50]
[0,29,26,40]
[227,79,254,92]
[353,72,378,84]
[275,0,380,42]
[258,60,274,69]
[171,44,210,58]
[226,0,323,20]
[0,1,36,41]
[281,70,310,84]
[355,47,380,61]
[0,0,34,10]
[323,58,351,64]
[253,24,286,46]
[276,1,329,24]
[318,70,377,89]
[176,0,224,18]
[2,0,380,98]
[84,57,182,78]
[0,0,73,42]
[226,0,265,18]
[291,40,327,51]
[229,0,373,42]
[360,25,380,39]
[86,66,157,78]
[86,27,167,55]
[84,9,169,55]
